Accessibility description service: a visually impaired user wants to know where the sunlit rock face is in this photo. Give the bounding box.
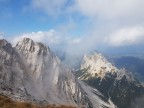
[77,52,144,108]
[80,52,118,80]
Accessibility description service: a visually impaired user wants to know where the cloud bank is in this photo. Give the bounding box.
[75,0,144,19]
[11,29,82,53]
[105,26,144,46]
[21,0,144,48]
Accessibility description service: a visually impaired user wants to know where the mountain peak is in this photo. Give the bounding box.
[85,50,101,56]
[17,38,36,48]
[0,39,11,47]
[0,39,13,54]
[117,68,138,82]
[78,51,144,108]
[80,52,118,79]
[84,51,106,60]
[15,38,49,55]
[21,37,34,43]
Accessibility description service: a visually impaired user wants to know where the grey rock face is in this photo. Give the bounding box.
[0,38,82,106]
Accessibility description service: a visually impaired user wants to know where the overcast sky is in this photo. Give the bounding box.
[0,0,144,57]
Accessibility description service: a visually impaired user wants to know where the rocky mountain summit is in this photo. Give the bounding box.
[0,38,116,108]
[80,52,118,80]
[76,52,144,108]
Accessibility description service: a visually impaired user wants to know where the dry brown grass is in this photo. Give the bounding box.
[0,95,76,108]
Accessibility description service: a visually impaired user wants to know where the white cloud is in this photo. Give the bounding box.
[27,0,144,48]
[70,0,144,49]
[12,30,58,45]
[0,32,5,39]
[75,0,144,19]
[105,26,144,46]
[29,0,144,20]
[71,38,81,44]
[6,0,144,57]
[11,29,82,48]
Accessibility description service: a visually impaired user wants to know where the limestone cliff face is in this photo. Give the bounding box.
[0,38,83,107]
[80,52,118,80]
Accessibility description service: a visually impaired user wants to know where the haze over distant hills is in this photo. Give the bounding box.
[108,56,144,82]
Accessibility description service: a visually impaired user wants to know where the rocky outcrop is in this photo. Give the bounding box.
[77,52,144,108]
[0,38,83,107]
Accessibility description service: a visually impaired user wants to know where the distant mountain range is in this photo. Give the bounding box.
[109,56,144,82]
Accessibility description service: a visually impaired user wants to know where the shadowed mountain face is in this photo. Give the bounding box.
[0,38,117,108]
[76,52,144,108]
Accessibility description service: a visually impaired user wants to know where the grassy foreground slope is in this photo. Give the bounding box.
[0,95,76,108]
